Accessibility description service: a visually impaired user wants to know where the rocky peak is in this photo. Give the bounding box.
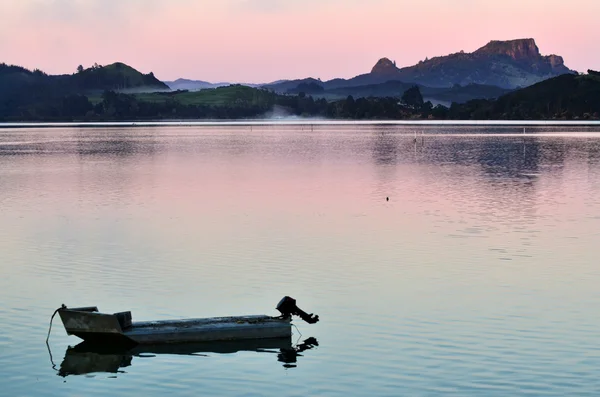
[546,54,565,69]
[475,38,541,60]
[371,58,398,74]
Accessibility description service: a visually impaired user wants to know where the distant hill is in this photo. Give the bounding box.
[261,77,511,105]
[0,62,167,102]
[261,78,324,93]
[165,78,229,91]
[69,63,169,92]
[262,74,387,92]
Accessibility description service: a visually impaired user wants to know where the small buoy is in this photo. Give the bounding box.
[386,197,389,201]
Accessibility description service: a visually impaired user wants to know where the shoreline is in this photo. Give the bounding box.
[2,120,600,129]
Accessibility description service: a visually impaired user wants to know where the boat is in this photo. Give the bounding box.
[55,296,319,347]
[55,336,319,377]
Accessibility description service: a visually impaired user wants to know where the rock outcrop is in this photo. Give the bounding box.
[474,38,541,60]
[371,58,398,75]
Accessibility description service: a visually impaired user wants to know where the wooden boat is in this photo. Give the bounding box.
[56,296,318,347]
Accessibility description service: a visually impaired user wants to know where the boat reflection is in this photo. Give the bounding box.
[57,336,319,377]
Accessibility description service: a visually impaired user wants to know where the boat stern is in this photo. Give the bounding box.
[58,307,135,346]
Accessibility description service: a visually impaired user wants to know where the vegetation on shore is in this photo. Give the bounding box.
[0,85,420,121]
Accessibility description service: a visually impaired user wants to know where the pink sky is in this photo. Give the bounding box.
[1,0,599,83]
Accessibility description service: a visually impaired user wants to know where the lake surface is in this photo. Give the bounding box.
[1,124,600,396]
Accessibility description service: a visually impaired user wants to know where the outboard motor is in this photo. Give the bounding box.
[276,296,319,324]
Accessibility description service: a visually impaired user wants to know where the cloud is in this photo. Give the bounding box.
[233,0,386,14]
[237,0,287,12]
[1,0,598,82]
[18,0,189,24]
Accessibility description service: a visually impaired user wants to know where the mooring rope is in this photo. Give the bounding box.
[292,323,303,338]
[46,304,66,372]
[46,304,66,345]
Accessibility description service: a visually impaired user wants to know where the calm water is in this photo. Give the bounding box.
[1,124,600,396]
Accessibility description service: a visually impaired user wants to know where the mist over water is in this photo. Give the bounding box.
[1,124,600,396]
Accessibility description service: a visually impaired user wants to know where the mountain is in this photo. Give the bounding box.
[165,78,229,91]
[370,38,575,89]
[262,38,575,96]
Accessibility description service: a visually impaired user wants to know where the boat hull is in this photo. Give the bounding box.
[59,308,291,346]
[125,316,291,345]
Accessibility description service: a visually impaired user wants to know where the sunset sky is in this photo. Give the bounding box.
[1,0,599,83]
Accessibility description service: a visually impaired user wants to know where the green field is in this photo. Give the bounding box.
[132,85,277,106]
